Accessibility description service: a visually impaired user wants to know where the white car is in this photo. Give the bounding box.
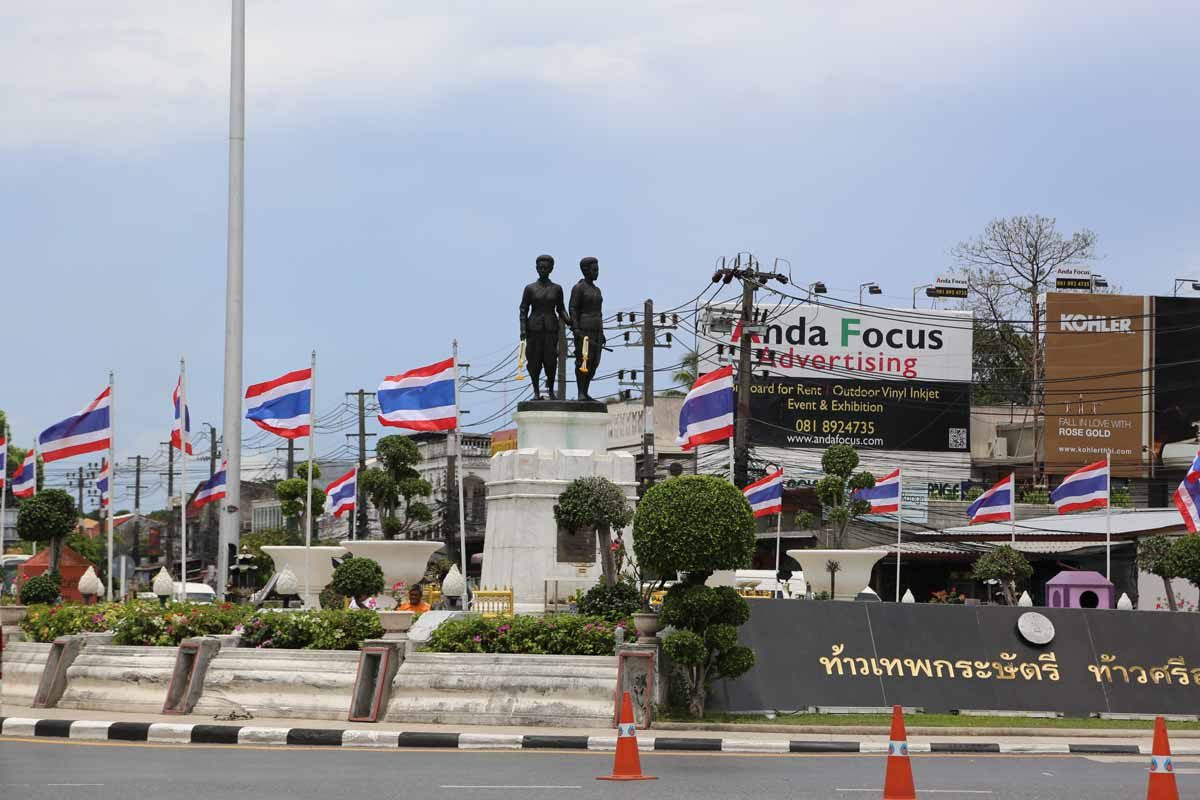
[136,582,216,604]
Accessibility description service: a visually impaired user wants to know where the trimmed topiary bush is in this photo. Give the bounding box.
[659,582,755,717]
[19,573,61,606]
[330,557,385,604]
[554,476,633,586]
[577,578,641,622]
[631,475,755,579]
[972,545,1033,605]
[17,490,77,574]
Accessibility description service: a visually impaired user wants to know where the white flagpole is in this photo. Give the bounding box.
[1,439,7,573]
[1009,472,1016,544]
[304,350,316,608]
[1105,451,1112,580]
[895,468,903,602]
[179,359,188,602]
[452,341,469,607]
[774,470,783,584]
[106,372,116,601]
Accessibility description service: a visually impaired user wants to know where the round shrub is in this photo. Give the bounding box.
[17,490,76,572]
[330,557,384,602]
[577,579,641,622]
[19,573,61,605]
[632,475,755,579]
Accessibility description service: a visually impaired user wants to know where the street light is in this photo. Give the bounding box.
[808,282,827,302]
[858,282,882,305]
[912,284,935,309]
[1174,278,1200,296]
[1091,275,1108,291]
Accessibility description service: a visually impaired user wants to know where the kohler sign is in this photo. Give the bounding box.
[1058,314,1133,334]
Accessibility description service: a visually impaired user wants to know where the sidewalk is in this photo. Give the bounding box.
[5,703,1197,755]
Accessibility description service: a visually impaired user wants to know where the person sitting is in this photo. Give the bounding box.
[398,585,431,613]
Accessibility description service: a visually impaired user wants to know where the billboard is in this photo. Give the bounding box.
[1152,296,1200,469]
[1043,293,1149,478]
[703,303,973,454]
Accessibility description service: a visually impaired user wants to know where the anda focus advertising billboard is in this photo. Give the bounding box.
[700,303,974,460]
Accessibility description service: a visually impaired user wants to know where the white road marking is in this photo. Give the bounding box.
[441,786,581,790]
[46,784,104,787]
[836,790,991,795]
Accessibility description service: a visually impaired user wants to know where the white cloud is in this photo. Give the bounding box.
[0,1,1190,155]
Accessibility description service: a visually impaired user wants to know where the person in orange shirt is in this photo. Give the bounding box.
[398,585,431,613]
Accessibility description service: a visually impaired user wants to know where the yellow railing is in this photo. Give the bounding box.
[472,587,514,617]
[737,589,774,599]
[423,585,442,606]
[649,590,667,607]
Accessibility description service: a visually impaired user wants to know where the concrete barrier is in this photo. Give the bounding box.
[56,645,179,713]
[386,652,617,727]
[192,648,360,720]
[1,642,53,706]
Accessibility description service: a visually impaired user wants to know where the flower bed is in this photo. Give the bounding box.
[237,609,383,650]
[425,614,625,656]
[20,601,251,646]
[20,603,124,643]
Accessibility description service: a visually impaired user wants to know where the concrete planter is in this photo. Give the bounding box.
[378,610,414,640]
[787,548,889,600]
[0,604,29,627]
[261,545,348,609]
[632,611,662,643]
[339,540,442,598]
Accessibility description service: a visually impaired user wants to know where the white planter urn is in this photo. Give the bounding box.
[378,610,415,641]
[786,549,889,600]
[262,545,348,609]
[340,540,442,597]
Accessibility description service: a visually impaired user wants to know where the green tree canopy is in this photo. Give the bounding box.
[1166,536,1200,595]
[555,476,634,586]
[361,435,432,539]
[330,556,385,604]
[814,445,875,549]
[632,475,755,580]
[1139,536,1179,611]
[17,489,77,574]
[972,545,1033,605]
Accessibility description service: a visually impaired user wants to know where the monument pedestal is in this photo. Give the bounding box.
[482,404,636,614]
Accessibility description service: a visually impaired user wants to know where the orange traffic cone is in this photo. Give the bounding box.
[1146,716,1180,800]
[882,705,917,800]
[597,691,656,782]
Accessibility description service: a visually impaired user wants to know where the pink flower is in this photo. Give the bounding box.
[472,635,482,643]
[610,541,620,552]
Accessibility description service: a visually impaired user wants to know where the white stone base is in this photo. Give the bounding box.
[1,642,53,707]
[57,645,178,713]
[386,652,617,727]
[192,647,360,720]
[481,413,637,610]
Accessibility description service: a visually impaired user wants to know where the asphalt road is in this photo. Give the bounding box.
[1,739,1194,800]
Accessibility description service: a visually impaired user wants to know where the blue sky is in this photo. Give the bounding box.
[3,1,1198,510]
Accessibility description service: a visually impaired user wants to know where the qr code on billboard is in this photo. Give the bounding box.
[948,428,967,450]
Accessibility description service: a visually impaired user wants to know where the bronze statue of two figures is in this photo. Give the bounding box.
[519,255,605,402]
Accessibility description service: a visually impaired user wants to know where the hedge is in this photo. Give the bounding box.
[237,609,383,650]
[425,614,625,656]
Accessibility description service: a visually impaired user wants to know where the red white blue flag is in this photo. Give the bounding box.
[13,448,37,497]
[325,467,357,519]
[171,376,193,454]
[854,468,901,514]
[378,358,458,431]
[193,461,228,509]
[1174,449,1200,533]
[676,366,734,450]
[38,386,112,462]
[1051,459,1108,514]
[97,460,110,507]
[743,468,783,518]
[245,368,312,439]
[967,474,1014,525]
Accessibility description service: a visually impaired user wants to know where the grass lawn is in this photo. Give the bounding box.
[662,712,1200,731]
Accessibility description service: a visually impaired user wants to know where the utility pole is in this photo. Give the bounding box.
[345,390,377,539]
[127,455,144,566]
[709,254,791,488]
[616,301,678,490]
[287,440,295,478]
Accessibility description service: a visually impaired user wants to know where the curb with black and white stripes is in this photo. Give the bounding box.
[2,717,1194,755]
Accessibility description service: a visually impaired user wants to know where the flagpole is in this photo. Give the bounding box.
[304,350,316,608]
[1,439,7,576]
[728,438,735,484]
[1009,472,1016,545]
[452,340,469,608]
[895,468,903,602]
[1105,451,1112,581]
[774,508,782,589]
[106,372,115,602]
[179,359,188,602]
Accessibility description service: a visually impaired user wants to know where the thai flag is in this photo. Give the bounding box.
[743,468,783,518]
[97,460,110,507]
[1051,459,1108,514]
[1174,449,1200,533]
[676,366,735,450]
[0,437,6,490]
[38,386,112,463]
[967,474,1014,525]
[377,358,458,431]
[325,467,357,518]
[13,448,37,497]
[171,376,193,454]
[193,461,228,509]
[854,468,901,514]
[245,368,312,439]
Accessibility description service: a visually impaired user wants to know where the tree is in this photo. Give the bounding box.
[970,318,1033,405]
[330,556,385,605]
[1138,536,1179,611]
[275,462,325,540]
[667,350,699,396]
[952,215,1097,479]
[1166,536,1200,597]
[632,475,757,717]
[813,445,875,549]
[17,489,77,574]
[360,435,432,539]
[972,545,1033,605]
[554,476,634,586]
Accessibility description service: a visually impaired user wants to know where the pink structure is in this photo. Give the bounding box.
[1046,570,1114,610]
